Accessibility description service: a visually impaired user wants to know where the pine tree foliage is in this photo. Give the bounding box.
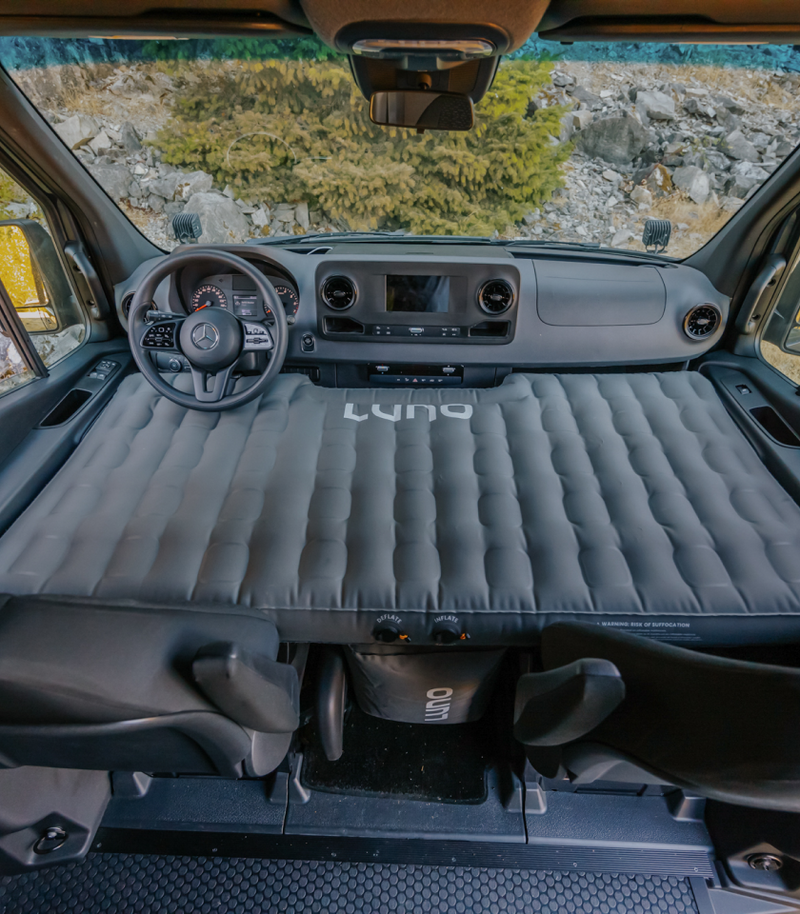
[155,58,569,235]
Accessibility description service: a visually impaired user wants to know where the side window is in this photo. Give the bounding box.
[0,167,85,396]
[761,255,800,386]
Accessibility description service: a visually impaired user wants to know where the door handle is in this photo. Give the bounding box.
[64,241,111,321]
[736,254,787,334]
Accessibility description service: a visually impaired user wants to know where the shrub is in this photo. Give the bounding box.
[154,58,570,235]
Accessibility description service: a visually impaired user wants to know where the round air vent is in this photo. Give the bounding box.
[121,293,155,320]
[322,275,357,310]
[478,279,515,314]
[684,304,721,340]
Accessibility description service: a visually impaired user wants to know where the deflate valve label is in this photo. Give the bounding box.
[425,687,453,722]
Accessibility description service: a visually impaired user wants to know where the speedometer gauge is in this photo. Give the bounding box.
[265,284,300,324]
[190,284,227,312]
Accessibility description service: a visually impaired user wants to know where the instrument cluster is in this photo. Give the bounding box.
[189,272,300,325]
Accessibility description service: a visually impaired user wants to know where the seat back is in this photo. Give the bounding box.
[0,597,299,776]
[516,622,800,810]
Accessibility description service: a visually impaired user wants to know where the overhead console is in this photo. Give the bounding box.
[316,259,520,344]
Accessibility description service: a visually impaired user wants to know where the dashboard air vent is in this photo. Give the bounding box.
[478,279,515,314]
[684,304,720,340]
[322,275,357,310]
[121,293,156,320]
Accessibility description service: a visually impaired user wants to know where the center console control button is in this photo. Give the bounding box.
[371,325,463,338]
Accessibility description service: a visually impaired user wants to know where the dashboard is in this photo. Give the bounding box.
[117,241,730,387]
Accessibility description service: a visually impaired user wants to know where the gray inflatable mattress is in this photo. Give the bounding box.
[1,370,800,646]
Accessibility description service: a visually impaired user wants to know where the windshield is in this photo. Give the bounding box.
[2,37,798,257]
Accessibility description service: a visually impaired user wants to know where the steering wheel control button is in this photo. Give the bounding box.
[242,322,274,351]
[432,616,462,644]
[142,322,177,349]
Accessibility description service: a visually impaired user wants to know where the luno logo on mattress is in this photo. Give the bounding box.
[344,404,473,422]
[425,687,453,722]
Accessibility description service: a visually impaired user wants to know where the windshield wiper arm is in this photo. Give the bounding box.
[248,230,408,245]
[249,231,495,246]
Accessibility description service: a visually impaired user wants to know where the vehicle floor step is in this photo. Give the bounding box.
[0,853,701,913]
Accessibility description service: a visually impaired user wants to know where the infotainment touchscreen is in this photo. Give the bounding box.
[386,275,450,313]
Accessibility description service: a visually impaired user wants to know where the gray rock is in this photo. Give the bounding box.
[552,71,575,88]
[88,129,113,156]
[715,108,739,132]
[146,172,181,200]
[571,110,593,130]
[87,163,134,201]
[120,122,142,154]
[749,132,772,152]
[176,170,213,200]
[575,116,647,166]
[558,113,574,143]
[568,86,602,109]
[611,228,633,247]
[683,98,715,118]
[672,165,711,204]
[251,207,270,229]
[713,94,745,116]
[630,185,653,207]
[723,130,760,162]
[164,201,185,216]
[295,201,310,231]
[636,90,675,121]
[274,204,295,224]
[705,150,732,172]
[183,192,249,244]
[53,114,99,150]
[146,194,166,213]
[727,174,762,198]
[730,161,770,181]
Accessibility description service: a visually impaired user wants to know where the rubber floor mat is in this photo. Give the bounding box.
[0,853,700,913]
[300,705,497,803]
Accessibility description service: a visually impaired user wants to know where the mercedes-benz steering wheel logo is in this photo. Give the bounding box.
[191,322,219,351]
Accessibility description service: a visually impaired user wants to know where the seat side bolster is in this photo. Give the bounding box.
[192,642,300,734]
[513,658,626,747]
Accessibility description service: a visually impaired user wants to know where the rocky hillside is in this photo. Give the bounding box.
[524,55,800,257]
[5,43,800,257]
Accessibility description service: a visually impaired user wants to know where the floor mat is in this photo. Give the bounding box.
[300,704,500,803]
[0,853,701,914]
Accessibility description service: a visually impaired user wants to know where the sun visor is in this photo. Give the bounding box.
[0,1,310,38]
[538,0,800,43]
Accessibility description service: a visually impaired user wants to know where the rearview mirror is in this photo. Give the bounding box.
[369,91,474,131]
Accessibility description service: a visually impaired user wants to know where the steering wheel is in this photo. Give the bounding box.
[128,249,288,411]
